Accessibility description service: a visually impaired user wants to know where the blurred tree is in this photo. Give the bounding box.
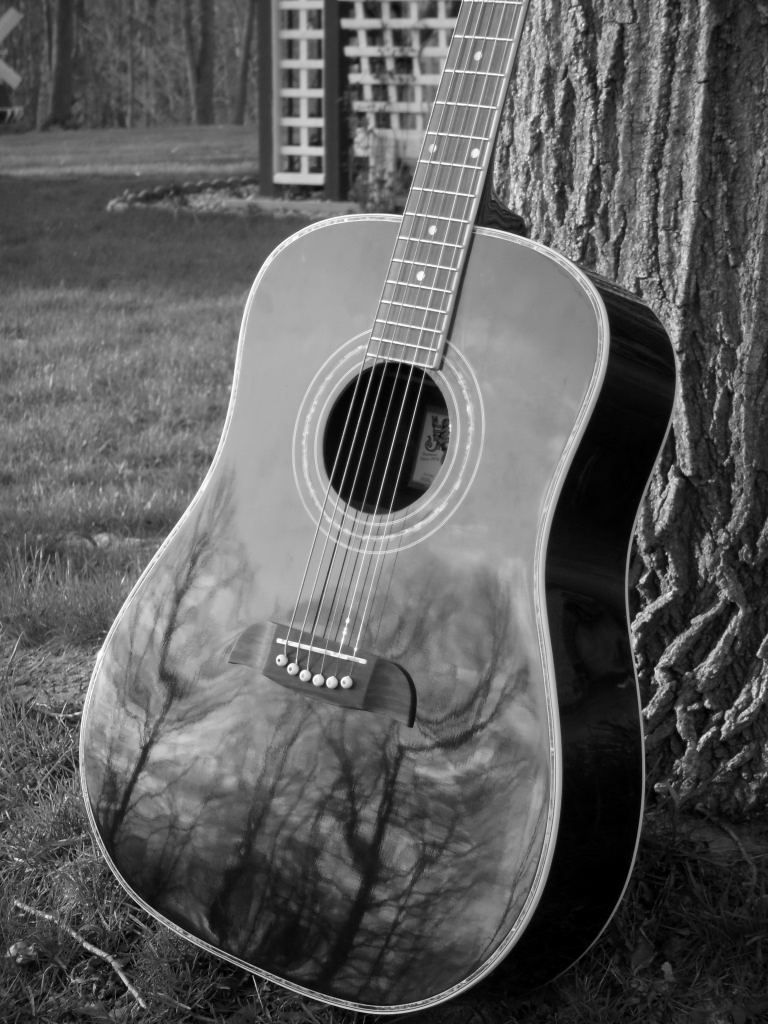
[6,0,259,129]
[47,0,75,126]
[182,0,215,125]
[232,0,256,125]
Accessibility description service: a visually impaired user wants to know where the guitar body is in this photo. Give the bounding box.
[80,215,675,1012]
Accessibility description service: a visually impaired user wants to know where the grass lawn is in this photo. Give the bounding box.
[0,125,259,178]
[1,162,766,1023]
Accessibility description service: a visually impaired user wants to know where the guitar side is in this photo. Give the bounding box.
[80,215,675,1012]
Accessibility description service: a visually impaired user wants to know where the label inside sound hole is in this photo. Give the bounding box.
[409,406,450,490]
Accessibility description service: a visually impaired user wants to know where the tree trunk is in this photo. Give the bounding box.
[495,0,768,819]
[48,0,75,126]
[196,0,215,124]
[126,0,136,128]
[182,0,216,125]
[233,0,257,125]
[142,0,158,127]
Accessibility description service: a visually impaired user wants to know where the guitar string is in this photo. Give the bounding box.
[280,0,483,663]
[325,0,523,662]
[294,0,487,671]
[284,0,520,676]
[321,0,525,670]
[316,0,498,662]
[319,0,519,669]
[338,6,495,641]
[344,1,517,656]
[302,0,487,672]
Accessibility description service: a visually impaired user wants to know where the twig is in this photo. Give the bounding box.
[251,974,267,1016]
[28,701,83,723]
[702,811,759,892]
[12,899,148,1010]
[2,633,24,679]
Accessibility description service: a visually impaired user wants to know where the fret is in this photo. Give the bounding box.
[376,307,448,321]
[384,279,454,296]
[387,274,460,299]
[405,212,471,227]
[409,185,476,199]
[431,99,498,110]
[373,334,441,351]
[445,68,507,78]
[376,318,449,342]
[371,340,440,355]
[454,30,520,41]
[377,302,450,323]
[417,153,488,179]
[374,322,443,337]
[376,316,449,336]
[412,168,485,204]
[424,131,492,143]
[374,328,444,350]
[406,212,470,226]
[437,65,512,107]
[398,236,464,249]
[391,257,462,272]
[387,269,460,297]
[398,215,471,251]
[417,158,487,173]
[419,144,493,179]
[451,32,516,41]
[397,238,469,257]
[371,338,440,359]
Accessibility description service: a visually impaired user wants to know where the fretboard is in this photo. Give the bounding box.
[370,0,531,370]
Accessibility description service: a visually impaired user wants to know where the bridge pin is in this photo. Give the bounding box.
[286,662,300,676]
[325,675,339,689]
[340,675,354,689]
[299,669,312,682]
[275,653,288,667]
[312,673,325,687]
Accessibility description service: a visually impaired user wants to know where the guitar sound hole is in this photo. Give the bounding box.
[323,362,450,514]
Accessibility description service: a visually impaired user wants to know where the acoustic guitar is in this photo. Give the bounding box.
[80,0,676,1012]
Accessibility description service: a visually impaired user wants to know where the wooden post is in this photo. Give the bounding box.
[257,0,275,196]
[258,0,347,199]
[323,0,344,200]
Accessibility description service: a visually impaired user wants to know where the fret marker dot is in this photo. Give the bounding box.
[471,147,481,159]
[416,269,426,282]
[428,143,437,154]
[428,224,437,236]
[473,51,482,61]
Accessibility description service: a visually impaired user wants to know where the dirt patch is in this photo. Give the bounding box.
[107,175,359,220]
[2,637,95,709]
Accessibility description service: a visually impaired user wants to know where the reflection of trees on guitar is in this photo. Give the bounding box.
[83,477,551,1002]
[86,475,254,913]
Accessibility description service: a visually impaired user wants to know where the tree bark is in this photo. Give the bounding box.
[495,0,768,819]
[48,0,75,126]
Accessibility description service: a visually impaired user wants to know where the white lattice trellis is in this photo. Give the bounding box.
[272,0,326,186]
[342,1,460,172]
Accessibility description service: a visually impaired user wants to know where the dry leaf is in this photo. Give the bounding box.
[6,939,39,965]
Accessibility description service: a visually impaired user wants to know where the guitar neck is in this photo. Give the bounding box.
[371,0,531,370]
